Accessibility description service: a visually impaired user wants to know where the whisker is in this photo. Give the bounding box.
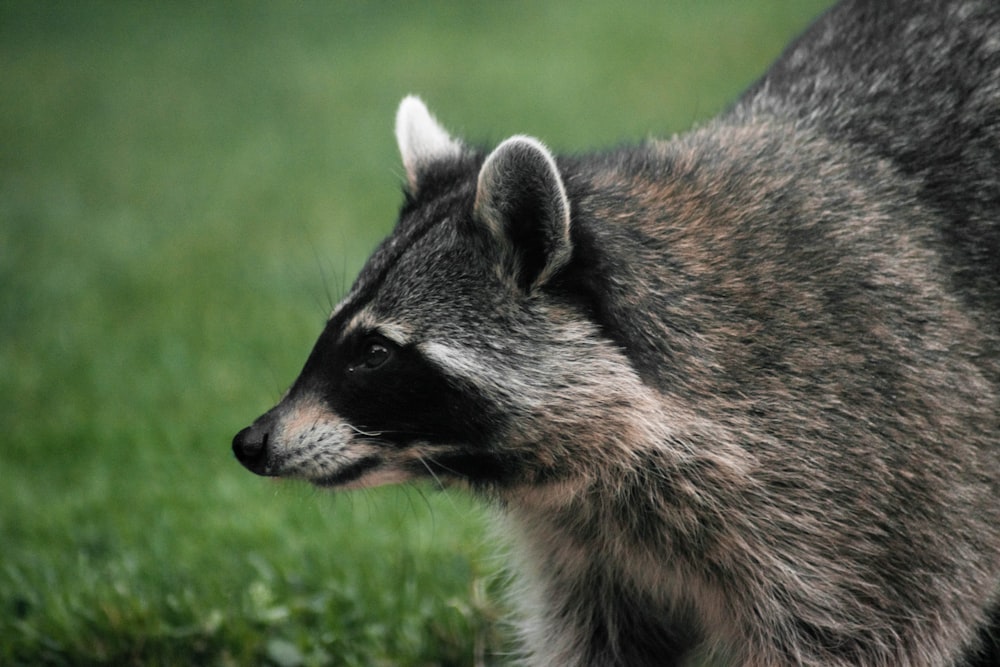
[416,454,465,515]
[346,424,384,438]
[402,483,437,527]
[414,454,446,490]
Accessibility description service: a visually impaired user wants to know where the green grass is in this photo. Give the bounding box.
[1,1,832,664]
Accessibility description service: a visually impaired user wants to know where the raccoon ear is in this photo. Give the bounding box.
[395,95,463,193]
[473,135,571,291]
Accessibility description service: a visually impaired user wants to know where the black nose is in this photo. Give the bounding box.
[232,420,273,476]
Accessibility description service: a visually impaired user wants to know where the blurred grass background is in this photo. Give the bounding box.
[1,1,831,665]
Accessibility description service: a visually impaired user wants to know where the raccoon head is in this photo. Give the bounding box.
[232,97,647,493]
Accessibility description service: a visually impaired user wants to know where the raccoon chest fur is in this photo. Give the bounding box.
[233,0,1000,665]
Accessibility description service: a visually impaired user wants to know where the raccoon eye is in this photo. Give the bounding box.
[347,338,393,373]
[363,341,391,369]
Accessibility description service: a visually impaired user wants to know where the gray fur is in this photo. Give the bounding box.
[233,1,1000,664]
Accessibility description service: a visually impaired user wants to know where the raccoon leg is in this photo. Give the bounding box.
[517,561,700,667]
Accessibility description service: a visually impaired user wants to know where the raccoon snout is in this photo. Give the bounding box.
[232,420,274,476]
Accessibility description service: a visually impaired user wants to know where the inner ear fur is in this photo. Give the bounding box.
[473,135,572,291]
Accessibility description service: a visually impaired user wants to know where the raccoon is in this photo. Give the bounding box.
[232,0,1000,664]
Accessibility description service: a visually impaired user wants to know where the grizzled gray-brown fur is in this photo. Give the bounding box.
[232,0,1000,664]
